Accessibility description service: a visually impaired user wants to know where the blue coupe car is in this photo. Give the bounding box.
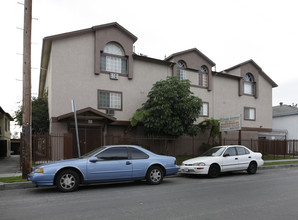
[28,145,179,192]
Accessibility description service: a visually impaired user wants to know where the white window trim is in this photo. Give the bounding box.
[98,90,122,110]
[244,107,256,121]
[177,69,186,80]
[200,102,209,117]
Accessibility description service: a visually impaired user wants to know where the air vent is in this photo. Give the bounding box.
[106,109,115,116]
[110,73,119,80]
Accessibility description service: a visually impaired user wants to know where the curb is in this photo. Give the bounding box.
[260,163,298,170]
[1,164,298,191]
[0,181,35,191]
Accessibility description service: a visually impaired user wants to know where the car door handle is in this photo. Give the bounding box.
[126,161,132,165]
[248,156,251,158]
[235,158,238,160]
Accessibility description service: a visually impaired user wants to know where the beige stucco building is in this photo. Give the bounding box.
[0,106,13,157]
[39,22,277,156]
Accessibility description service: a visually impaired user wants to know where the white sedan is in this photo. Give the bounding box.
[180,145,264,178]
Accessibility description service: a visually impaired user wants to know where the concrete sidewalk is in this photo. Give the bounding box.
[265,159,298,163]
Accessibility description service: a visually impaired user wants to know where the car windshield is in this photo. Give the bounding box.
[80,146,107,159]
[201,147,226,156]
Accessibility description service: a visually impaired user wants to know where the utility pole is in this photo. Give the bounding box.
[22,0,32,178]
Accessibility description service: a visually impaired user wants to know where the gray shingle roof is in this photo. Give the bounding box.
[273,104,298,117]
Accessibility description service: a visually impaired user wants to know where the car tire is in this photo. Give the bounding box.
[146,166,164,185]
[208,164,220,178]
[56,169,80,192]
[247,161,257,174]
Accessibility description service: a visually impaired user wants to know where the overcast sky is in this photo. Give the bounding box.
[1,0,298,133]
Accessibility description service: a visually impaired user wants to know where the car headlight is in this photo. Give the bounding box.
[34,168,44,173]
[193,162,206,166]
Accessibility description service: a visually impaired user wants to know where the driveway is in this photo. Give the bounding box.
[0,155,21,177]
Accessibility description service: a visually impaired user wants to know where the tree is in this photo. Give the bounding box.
[198,118,221,146]
[14,95,49,134]
[131,76,202,137]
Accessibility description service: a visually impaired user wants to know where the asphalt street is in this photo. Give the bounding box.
[1,167,298,220]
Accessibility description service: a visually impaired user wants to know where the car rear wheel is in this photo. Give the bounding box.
[208,164,220,178]
[146,166,164,185]
[56,169,80,192]
[247,161,257,174]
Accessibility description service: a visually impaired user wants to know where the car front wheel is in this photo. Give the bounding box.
[56,169,80,192]
[208,164,220,178]
[247,161,257,174]
[146,166,164,185]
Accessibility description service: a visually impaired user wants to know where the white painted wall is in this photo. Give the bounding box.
[273,115,298,139]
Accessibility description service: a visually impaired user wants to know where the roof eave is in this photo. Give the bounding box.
[165,48,216,67]
[224,59,278,88]
[57,107,116,122]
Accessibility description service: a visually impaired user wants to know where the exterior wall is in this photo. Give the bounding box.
[213,64,272,130]
[170,51,213,91]
[43,25,275,138]
[273,115,298,139]
[191,84,213,121]
[131,59,172,114]
[225,68,240,77]
[0,113,11,157]
[47,31,172,133]
[50,32,95,118]
[253,70,273,129]
[0,114,11,139]
[94,26,135,78]
[46,52,53,132]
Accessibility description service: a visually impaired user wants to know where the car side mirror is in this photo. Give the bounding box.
[89,158,98,163]
[223,154,230,157]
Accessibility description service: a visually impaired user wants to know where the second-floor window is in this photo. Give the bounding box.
[100,42,127,74]
[243,73,255,95]
[244,107,256,120]
[199,65,208,87]
[177,60,187,80]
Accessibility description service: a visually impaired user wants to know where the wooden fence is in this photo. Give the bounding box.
[29,134,298,164]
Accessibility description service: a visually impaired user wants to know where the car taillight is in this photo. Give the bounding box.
[174,160,177,165]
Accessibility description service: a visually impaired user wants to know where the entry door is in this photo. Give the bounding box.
[0,140,7,157]
[71,127,102,157]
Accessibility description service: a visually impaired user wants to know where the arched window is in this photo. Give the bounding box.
[200,65,208,73]
[243,73,255,95]
[100,42,127,74]
[199,65,208,87]
[104,42,124,56]
[177,60,187,68]
[177,60,186,80]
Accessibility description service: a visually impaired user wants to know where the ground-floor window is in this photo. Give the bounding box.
[200,102,209,117]
[98,90,122,110]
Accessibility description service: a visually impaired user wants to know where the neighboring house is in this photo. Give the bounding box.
[38,22,277,156]
[271,103,298,139]
[0,106,13,157]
